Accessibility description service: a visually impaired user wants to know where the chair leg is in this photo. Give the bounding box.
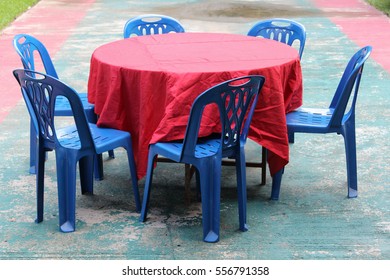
[125,145,141,212]
[197,157,221,243]
[184,164,196,203]
[288,132,295,143]
[260,147,267,186]
[139,153,157,222]
[29,121,37,174]
[343,124,358,198]
[108,150,115,158]
[85,111,105,181]
[236,148,248,232]
[195,169,201,202]
[94,154,104,181]
[270,168,284,200]
[35,144,45,223]
[79,155,94,194]
[55,151,77,232]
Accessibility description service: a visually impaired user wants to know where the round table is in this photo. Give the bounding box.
[88,32,303,179]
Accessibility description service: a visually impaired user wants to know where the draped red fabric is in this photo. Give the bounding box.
[88,33,302,179]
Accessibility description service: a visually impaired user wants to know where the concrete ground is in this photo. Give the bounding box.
[0,0,389,260]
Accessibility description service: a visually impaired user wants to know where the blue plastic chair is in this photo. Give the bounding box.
[13,69,141,232]
[123,14,185,38]
[283,46,372,199]
[247,18,306,186]
[247,18,306,59]
[13,34,112,179]
[124,15,189,187]
[139,75,265,242]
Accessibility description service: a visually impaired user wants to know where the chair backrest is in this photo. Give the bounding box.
[328,46,372,129]
[13,69,94,152]
[181,75,265,160]
[123,14,185,38]
[13,34,59,78]
[247,18,306,59]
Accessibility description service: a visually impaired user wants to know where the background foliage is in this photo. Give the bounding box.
[0,0,39,30]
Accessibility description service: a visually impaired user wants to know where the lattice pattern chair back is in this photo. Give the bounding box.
[13,34,59,78]
[247,18,306,59]
[15,70,93,152]
[181,77,261,161]
[123,14,185,38]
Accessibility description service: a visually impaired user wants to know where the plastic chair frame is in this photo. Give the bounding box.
[283,46,372,199]
[139,75,265,242]
[13,69,141,232]
[247,18,306,59]
[123,14,185,38]
[246,18,306,186]
[13,34,112,179]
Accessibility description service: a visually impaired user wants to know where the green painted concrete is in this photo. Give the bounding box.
[0,0,389,260]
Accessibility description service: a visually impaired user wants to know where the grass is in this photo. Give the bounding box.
[0,0,39,30]
[366,0,390,15]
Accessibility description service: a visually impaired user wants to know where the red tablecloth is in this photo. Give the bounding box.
[88,32,302,179]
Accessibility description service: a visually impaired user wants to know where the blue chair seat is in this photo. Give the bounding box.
[57,124,131,152]
[286,108,334,131]
[55,94,94,117]
[152,138,221,161]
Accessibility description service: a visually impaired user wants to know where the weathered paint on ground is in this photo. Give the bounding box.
[0,0,389,259]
